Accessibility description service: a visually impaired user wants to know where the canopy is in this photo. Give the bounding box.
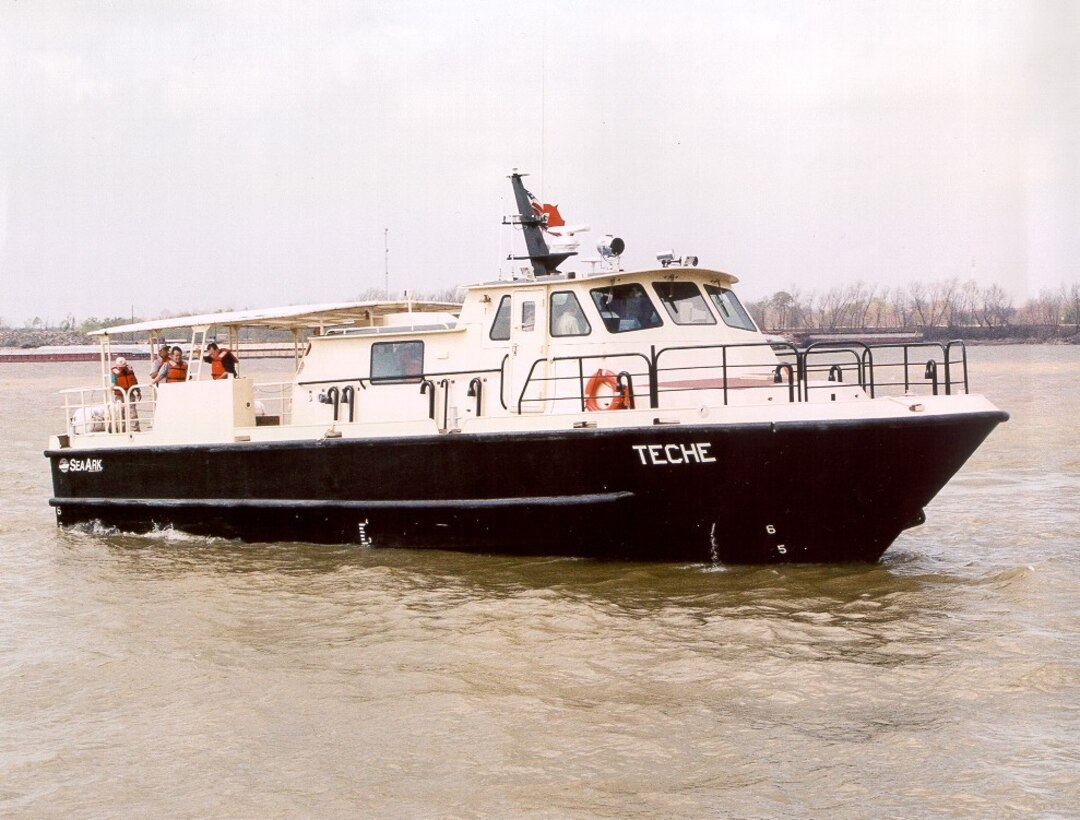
[90,300,461,337]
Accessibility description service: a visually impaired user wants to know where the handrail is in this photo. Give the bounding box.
[341,385,355,422]
[945,340,969,395]
[58,339,973,438]
[439,378,451,430]
[856,341,967,397]
[419,379,436,420]
[803,341,872,399]
[59,383,154,436]
[467,377,483,417]
[653,340,797,406]
[515,352,653,414]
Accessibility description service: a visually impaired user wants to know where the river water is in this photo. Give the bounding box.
[1,346,1077,817]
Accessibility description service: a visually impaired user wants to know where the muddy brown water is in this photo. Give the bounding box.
[1,346,1077,817]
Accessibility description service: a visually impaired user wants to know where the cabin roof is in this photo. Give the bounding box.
[462,265,739,290]
[90,300,462,336]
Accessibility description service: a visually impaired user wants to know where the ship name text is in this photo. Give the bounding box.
[632,443,716,466]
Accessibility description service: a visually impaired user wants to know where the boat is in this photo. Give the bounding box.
[45,172,1008,563]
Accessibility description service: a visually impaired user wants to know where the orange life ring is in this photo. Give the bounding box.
[585,369,628,411]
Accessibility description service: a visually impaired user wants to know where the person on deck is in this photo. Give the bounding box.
[149,344,170,382]
[151,346,188,385]
[202,342,238,379]
[110,356,140,432]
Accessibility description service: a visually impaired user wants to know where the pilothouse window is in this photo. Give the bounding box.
[489,295,511,341]
[371,340,424,384]
[589,283,663,333]
[550,291,591,336]
[652,282,716,325]
[705,285,757,331]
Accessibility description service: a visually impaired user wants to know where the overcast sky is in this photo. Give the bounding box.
[2,0,1077,325]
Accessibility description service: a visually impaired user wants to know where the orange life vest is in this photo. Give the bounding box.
[165,361,188,383]
[112,367,138,396]
[210,357,227,379]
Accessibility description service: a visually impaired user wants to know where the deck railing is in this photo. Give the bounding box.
[60,385,155,437]
[511,339,971,412]
[60,341,973,438]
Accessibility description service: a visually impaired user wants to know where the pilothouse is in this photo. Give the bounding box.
[45,171,1008,563]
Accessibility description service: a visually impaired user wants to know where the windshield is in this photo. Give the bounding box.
[705,285,757,331]
[589,284,663,333]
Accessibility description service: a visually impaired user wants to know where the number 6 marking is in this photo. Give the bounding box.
[766,524,776,535]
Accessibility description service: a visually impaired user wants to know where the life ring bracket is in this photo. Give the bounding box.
[585,369,630,412]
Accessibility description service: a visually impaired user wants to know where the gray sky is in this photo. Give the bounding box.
[2,0,1077,325]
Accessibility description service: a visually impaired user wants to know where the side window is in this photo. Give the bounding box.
[589,283,664,333]
[705,285,757,331]
[489,295,511,341]
[371,340,424,384]
[550,291,591,337]
[521,301,536,332]
[652,281,716,325]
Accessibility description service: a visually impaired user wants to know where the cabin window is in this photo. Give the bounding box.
[370,340,424,384]
[521,301,536,332]
[489,295,512,341]
[550,291,591,336]
[705,285,757,331]
[652,282,716,325]
[589,283,663,333]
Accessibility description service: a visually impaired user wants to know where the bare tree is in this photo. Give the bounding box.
[930,278,959,328]
[977,284,1014,328]
[1067,283,1080,331]
[892,286,914,329]
[1019,287,1064,327]
[869,287,892,328]
[770,290,796,330]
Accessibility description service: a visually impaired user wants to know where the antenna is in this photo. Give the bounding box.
[384,228,389,298]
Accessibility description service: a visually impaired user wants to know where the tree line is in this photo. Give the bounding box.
[745,280,1080,335]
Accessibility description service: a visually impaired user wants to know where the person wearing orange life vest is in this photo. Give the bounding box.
[110,356,141,431]
[202,342,238,379]
[151,346,188,385]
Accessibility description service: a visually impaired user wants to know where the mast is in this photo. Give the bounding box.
[507,171,574,277]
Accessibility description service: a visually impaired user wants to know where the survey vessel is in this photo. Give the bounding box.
[46,172,1008,562]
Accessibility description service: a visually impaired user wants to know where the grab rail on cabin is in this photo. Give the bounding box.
[299,365,503,424]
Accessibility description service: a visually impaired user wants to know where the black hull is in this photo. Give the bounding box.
[47,411,1007,563]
